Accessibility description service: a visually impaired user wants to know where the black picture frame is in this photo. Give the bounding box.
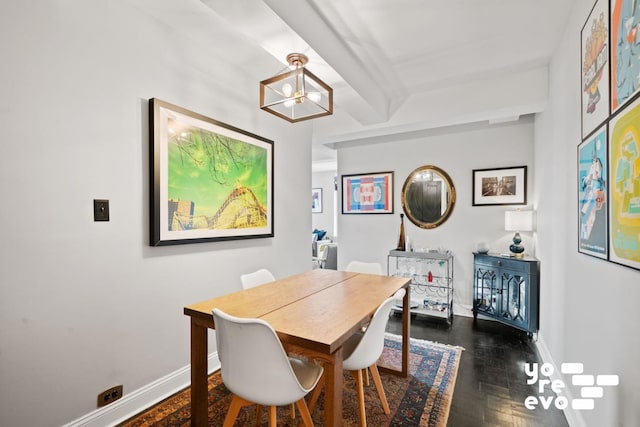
[472,166,527,206]
[149,98,274,246]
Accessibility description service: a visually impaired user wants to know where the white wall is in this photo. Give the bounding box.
[0,2,311,426]
[312,171,336,238]
[337,118,536,314]
[534,0,640,425]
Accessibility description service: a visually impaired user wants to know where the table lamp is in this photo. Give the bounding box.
[504,210,535,257]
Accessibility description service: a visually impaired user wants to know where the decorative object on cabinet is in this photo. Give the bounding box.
[388,250,454,324]
[608,96,640,271]
[312,188,323,213]
[341,171,394,214]
[580,0,609,138]
[504,210,535,257]
[473,253,539,336]
[259,53,333,123]
[472,166,527,206]
[401,165,456,229]
[578,125,608,260]
[149,98,274,246]
[396,213,406,250]
[476,242,490,254]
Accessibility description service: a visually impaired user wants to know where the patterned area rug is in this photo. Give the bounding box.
[119,333,463,427]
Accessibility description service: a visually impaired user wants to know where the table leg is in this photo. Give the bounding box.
[323,347,343,427]
[190,319,208,426]
[402,284,410,377]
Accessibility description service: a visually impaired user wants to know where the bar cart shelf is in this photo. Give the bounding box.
[387,250,454,324]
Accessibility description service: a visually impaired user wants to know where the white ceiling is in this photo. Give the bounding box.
[140,0,577,168]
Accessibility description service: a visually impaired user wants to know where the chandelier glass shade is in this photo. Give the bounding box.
[260,53,333,123]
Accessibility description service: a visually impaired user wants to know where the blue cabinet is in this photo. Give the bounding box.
[473,253,539,335]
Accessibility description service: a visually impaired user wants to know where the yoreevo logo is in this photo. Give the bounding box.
[524,362,618,410]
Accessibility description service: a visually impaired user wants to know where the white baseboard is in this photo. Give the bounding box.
[63,353,221,427]
[535,334,586,427]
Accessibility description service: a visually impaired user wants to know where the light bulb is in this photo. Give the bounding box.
[284,99,295,108]
[282,83,293,97]
[307,91,321,103]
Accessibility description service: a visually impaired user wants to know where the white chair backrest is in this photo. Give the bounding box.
[213,308,308,406]
[343,288,406,370]
[240,268,275,289]
[317,243,331,259]
[345,261,383,275]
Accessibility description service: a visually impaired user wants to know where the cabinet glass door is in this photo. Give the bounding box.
[501,272,527,327]
[475,266,498,314]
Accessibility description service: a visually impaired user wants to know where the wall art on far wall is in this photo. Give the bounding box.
[608,95,640,270]
[342,171,394,214]
[149,98,274,246]
[312,188,323,213]
[581,0,609,138]
[611,0,640,113]
[472,166,527,206]
[578,124,608,260]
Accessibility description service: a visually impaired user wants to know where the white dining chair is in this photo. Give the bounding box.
[238,268,299,421]
[213,308,324,427]
[312,242,331,269]
[308,288,405,427]
[345,260,383,275]
[240,268,276,289]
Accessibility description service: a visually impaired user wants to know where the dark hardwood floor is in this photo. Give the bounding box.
[386,314,569,427]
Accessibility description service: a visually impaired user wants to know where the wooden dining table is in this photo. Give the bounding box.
[183,268,411,426]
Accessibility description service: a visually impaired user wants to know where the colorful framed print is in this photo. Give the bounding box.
[608,95,640,270]
[312,188,323,213]
[578,124,609,259]
[149,98,274,246]
[472,166,527,206]
[581,0,609,138]
[611,0,640,113]
[341,171,394,214]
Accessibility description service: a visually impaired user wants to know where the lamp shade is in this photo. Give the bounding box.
[260,53,333,123]
[504,210,535,232]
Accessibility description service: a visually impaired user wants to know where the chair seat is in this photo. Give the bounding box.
[289,357,324,390]
[341,332,364,371]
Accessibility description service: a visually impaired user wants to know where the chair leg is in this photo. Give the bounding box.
[369,363,390,414]
[268,406,277,426]
[363,367,370,386]
[223,395,252,427]
[290,403,296,420]
[351,370,367,427]
[254,405,262,427]
[295,397,315,427]
[307,373,325,412]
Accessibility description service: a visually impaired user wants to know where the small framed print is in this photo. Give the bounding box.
[578,124,608,259]
[472,166,527,206]
[342,171,394,214]
[581,0,609,138]
[608,95,640,271]
[312,188,323,213]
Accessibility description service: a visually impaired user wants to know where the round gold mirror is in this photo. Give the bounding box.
[401,165,456,229]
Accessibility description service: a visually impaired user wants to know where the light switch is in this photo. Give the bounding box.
[94,199,110,221]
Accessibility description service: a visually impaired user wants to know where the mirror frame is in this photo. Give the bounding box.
[401,165,456,229]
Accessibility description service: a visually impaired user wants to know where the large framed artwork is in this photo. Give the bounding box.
[611,0,640,113]
[149,98,274,246]
[608,95,640,270]
[341,171,394,214]
[578,124,609,259]
[472,166,527,206]
[581,0,609,138]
